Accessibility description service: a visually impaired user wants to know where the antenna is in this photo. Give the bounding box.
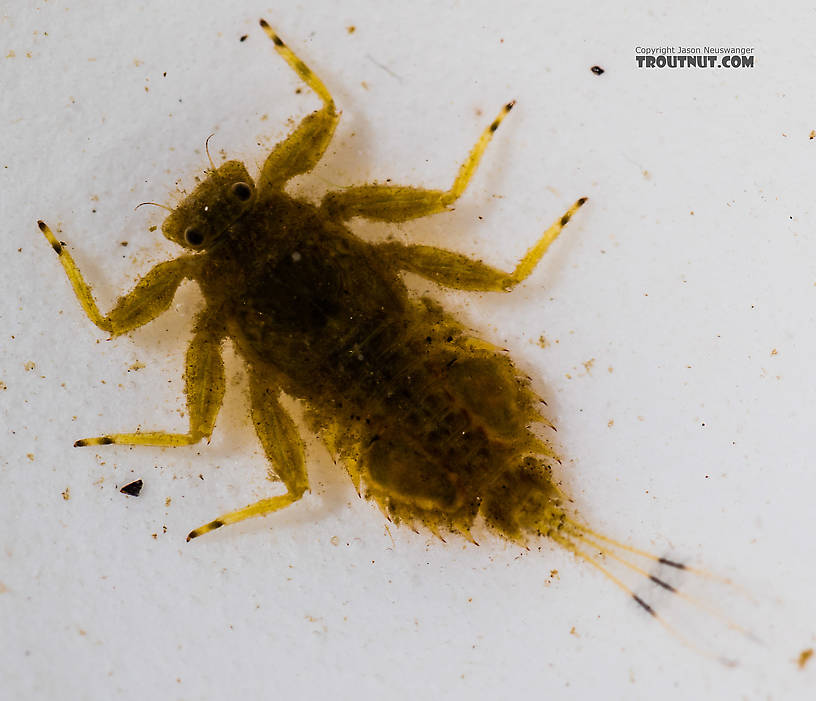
[205,133,217,171]
[134,202,173,212]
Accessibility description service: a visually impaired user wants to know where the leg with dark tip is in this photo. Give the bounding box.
[320,102,517,223]
[186,366,309,541]
[72,313,225,448]
[256,19,339,192]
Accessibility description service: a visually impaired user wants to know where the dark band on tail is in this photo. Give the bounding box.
[649,575,677,593]
[633,594,656,617]
[658,557,686,570]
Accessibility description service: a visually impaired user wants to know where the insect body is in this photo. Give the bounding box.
[38,20,727,646]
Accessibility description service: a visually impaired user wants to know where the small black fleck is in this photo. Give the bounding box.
[240,34,248,42]
[120,479,143,497]
[590,65,605,75]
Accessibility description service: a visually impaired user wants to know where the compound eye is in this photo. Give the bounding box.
[230,181,252,201]
[184,227,205,247]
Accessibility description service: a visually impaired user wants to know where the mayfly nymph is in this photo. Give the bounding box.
[38,19,729,647]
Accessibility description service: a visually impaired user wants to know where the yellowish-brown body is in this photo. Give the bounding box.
[37,23,748,658]
[37,19,585,544]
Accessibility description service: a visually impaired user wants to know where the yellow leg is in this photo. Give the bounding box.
[505,196,588,287]
[74,314,225,447]
[186,367,308,541]
[37,221,194,335]
[259,19,333,108]
[257,19,339,191]
[321,102,516,223]
[186,494,299,541]
[442,100,516,206]
[75,432,200,448]
[378,197,587,291]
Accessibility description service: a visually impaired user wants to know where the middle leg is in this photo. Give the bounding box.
[74,312,226,448]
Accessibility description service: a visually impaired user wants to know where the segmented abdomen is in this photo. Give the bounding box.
[304,297,554,531]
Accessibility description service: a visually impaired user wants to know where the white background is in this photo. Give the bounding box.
[2,1,815,699]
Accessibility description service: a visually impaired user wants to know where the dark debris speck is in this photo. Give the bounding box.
[120,479,143,497]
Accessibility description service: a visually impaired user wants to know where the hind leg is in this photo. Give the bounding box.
[377,197,587,291]
[321,102,515,223]
[186,370,308,541]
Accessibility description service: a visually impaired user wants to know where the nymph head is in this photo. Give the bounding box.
[160,160,256,251]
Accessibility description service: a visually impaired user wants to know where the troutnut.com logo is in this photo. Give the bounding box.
[635,46,755,69]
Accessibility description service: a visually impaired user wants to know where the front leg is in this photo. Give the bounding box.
[377,197,587,291]
[37,220,196,335]
[257,19,339,192]
[74,313,226,448]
